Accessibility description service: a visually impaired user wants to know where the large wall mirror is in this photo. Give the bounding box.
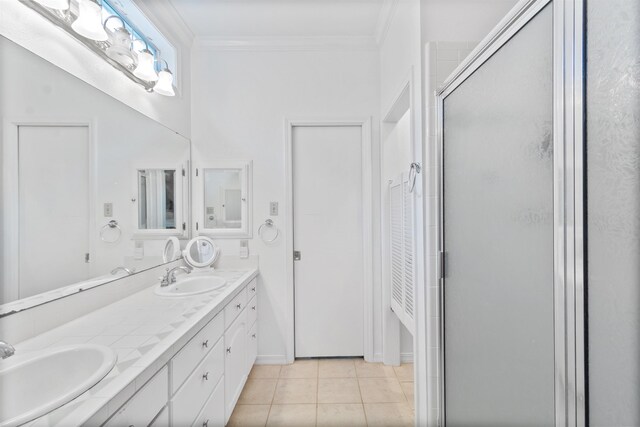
[0,36,191,314]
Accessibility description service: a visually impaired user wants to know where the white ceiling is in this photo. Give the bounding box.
[167,0,386,39]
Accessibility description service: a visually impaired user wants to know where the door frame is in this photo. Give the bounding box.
[284,118,373,363]
[435,0,585,425]
[2,119,97,303]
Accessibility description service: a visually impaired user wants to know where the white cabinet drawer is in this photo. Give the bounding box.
[224,287,248,329]
[150,406,169,426]
[104,366,168,427]
[224,309,248,422]
[172,313,224,394]
[247,295,257,328]
[247,321,258,372]
[247,278,257,299]
[171,337,225,426]
[192,376,225,427]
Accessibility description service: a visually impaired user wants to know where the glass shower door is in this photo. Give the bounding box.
[586,0,640,424]
[442,5,555,425]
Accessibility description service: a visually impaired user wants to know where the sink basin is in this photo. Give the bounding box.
[0,344,117,427]
[154,275,227,297]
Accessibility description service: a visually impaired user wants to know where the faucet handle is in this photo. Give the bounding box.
[0,340,15,359]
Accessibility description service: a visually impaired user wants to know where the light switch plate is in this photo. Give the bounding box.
[270,202,279,216]
[239,240,249,259]
[104,203,113,217]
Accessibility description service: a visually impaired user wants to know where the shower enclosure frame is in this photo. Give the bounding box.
[435,0,586,425]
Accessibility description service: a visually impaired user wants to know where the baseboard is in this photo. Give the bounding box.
[401,352,414,363]
[255,355,289,365]
[372,352,383,363]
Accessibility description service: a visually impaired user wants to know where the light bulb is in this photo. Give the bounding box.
[34,0,69,10]
[133,49,158,81]
[106,27,135,67]
[154,69,175,96]
[71,0,108,41]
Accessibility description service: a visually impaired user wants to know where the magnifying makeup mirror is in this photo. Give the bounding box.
[183,236,220,270]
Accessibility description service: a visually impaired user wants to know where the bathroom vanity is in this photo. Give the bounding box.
[10,268,258,427]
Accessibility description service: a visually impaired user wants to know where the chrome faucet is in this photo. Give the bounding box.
[0,341,15,359]
[111,266,136,275]
[160,266,191,287]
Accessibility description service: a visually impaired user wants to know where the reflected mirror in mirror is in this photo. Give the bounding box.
[203,169,242,229]
[137,169,177,230]
[0,36,191,313]
[163,237,181,263]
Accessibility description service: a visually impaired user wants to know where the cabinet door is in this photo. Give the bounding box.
[192,376,225,427]
[224,310,248,421]
[171,338,225,426]
[150,406,169,427]
[247,321,258,372]
[104,366,168,427]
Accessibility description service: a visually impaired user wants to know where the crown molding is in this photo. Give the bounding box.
[133,0,194,48]
[193,35,379,52]
[375,0,399,46]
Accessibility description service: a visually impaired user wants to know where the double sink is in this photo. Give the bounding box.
[0,272,227,426]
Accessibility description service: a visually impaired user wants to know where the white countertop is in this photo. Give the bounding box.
[12,268,258,427]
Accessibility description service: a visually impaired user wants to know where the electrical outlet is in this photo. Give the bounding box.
[270,202,279,216]
[104,203,113,217]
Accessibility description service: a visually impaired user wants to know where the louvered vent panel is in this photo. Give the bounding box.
[403,181,414,319]
[388,174,416,335]
[390,183,404,308]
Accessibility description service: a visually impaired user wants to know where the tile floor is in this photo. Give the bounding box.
[228,359,414,427]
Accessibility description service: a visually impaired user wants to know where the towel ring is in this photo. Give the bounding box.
[258,219,279,243]
[100,220,122,243]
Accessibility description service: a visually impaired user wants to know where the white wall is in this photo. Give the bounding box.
[378,0,425,419]
[191,47,380,363]
[0,0,192,137]
[421,0,518,43]
[381,110,414,357]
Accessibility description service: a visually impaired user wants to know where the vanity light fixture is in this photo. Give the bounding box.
[104,16,135,67]
[33,0,69,10]
[133,41,158,82]
[153,60,175,97]
[21,0,176,94]
[72,0,108,41]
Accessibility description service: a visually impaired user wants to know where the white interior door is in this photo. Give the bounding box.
[293,125,364,358]
[18,125,90,298]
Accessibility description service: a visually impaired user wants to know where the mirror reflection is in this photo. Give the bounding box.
[0,36,190,311]
[203,169,242,229]
[137,169,177,230]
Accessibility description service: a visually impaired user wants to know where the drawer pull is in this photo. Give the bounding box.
[202,339,209,348]
[227,346,232,354]
[202,371,209,381]
[252,306,256,311]
[251,286,256,292]
[236,303,242,310]
[203,420,209,427]
[252,333,257,339]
